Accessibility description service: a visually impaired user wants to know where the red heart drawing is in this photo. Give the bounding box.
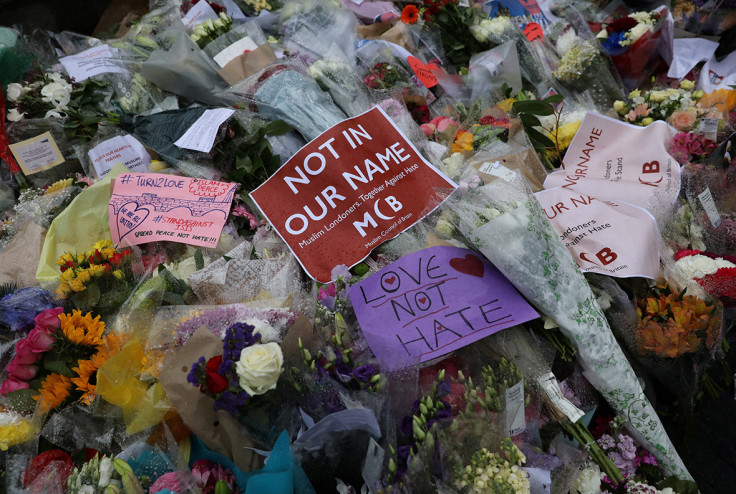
[408,56,439,88]
[385,276,396,285]
[449,254,485,278]
[418,297,427,304]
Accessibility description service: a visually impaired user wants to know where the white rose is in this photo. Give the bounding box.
[470,22,491,43]
[41,82,71,108]
[7,108,25,121]
[676,254,720,280]
[44,109,65,119]
[571,464,602,494]
[6,83,23,102]
[98,457,113,487]
[628,23,653,44]
[236,342,283,396]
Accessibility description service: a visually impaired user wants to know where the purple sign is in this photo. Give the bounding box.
[350,246,538,368]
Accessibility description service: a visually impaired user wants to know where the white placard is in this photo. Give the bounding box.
[505,379,526,437]
[88,135,151,178]
[174,108,235,153]
[213,37,259,68]
[59,44,126,82]
[698,186,722,229]
[667,38,719,80]
[536,372,585,423]
[182,0,220,29]
[9,132,65,175]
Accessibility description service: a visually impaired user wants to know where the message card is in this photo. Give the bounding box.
[109,173,237,248]
[350,246,538,369]
[250,106,457,282]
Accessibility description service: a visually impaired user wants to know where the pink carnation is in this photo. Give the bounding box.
[0,377,30,395]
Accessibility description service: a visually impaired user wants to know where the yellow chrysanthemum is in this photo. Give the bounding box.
[34,374,72,413]
[46,178,73,195]
[93,240,114,251]
[0,410,36,450]
[59,310,106,347]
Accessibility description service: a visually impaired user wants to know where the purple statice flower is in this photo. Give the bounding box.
[608,451,636,477]
[598,434,616,450]
[353,364,376,383]
[213,390,239,414]
[617,434,637,461]
[0,287,59,333]
[219,322,260,377]
[187,356,206,387]
[178,307,239,343]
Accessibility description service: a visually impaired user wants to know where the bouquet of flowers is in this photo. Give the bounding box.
[187,320,297,447]
[309,57,371,117]
[190,13,234,50]
[613,82,705,130]
[596,8,671,89]
[0,407,36,451]
[673,249,736,307]
[55,240,135,315]
[447,178,691,478]
[0,307,124,414]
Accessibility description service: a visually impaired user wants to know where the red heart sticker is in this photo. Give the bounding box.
[523,22,543,42]
[408,56,439,88]
[418,297,427,304]
[385,275,396,285]
[449,254,485,278]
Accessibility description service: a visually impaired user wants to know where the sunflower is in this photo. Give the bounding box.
[71,359,98,405]
[401,5,420,24]
[35,374,72,413]
[45,178,73,195]
[59,310,106,347]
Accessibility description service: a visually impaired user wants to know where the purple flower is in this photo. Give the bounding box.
[188,357,206,387]
[598,434,616,450]
[436,407,452,420]
[213,390,239,414]
[438,380,451,397]
[353,364,376,383]
[0,287,59,332]
[335,364,353,383]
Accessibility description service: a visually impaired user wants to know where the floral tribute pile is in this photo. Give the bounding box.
[1,0,736,492]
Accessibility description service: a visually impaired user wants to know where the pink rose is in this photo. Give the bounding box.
[7,360,37,381]
[420,123,437,137]
[668,109,697,131]
[26,327,56,353]
[14,340,42,365]
[0,377,30,395]
[431,116,457,134]
[34,307,63,333]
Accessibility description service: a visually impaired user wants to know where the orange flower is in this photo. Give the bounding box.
[71,359,98,405]
[59,310,106,347]
[34,374,72,413]
[401,5,420,24]
[451,130,474,153]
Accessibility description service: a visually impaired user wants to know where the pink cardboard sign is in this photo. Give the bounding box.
[349,246,538,369]
[535,188,660,279]
[109,173,237,248]
[545,113,680,213]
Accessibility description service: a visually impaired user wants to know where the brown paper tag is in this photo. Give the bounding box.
[218,44,278,86]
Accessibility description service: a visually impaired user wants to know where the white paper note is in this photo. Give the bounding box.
[182,0,219,29]
[174,108,235,153]
[698,186,722,229]
[88,135,151,178]
[9,132,65,175]
[505,379,527,437]
[213,37,259,68]
[59,44,126,82]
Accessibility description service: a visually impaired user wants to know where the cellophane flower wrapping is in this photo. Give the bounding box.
[446,177,691,479]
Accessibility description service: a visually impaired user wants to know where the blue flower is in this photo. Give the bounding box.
[601,31,628,56]
[0,287,58,332]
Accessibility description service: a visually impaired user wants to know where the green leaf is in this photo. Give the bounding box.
[44,359,73,377]
[195,249,204,271]
[264,120,292,136]
[543,94,564,104]
[526,127,555,150]
[512,100,554,115]
[657,477,698,494]
[520,114,543,128]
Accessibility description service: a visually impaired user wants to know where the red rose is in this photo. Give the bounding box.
[205,356,228,394]
[23,450,74,494]
[606,16,637,34]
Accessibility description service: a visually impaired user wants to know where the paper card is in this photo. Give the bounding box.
[698,186,721,229]
[536,372,584,423]
[213,37,260,68]
[108,172,237,248]
[174,108,235,153]
[250,106,457,283]
[505,379,526,437]
[349,246,538,369]
[59,44,126,82]
[88,135,151,178]
[698,118,719,142]
[545,112,680,213]
[181,0,219,29]
[9,132,65,175]
[479,161,518,183]
[534,187,660,279]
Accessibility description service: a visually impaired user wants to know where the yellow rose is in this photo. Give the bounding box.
[94,240,114,251]
[613,100,626,113]
[77,269,92,284]
[649,91,668,103]
[629,89,641,99]
[112,269,125,281]
[680,79,695,90]
[641,117,654,126]
[235,343,283,396]
[69,277,87,292]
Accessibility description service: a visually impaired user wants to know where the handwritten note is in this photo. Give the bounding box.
[250,106,456,283]
[174,108,235,153]
[349,246,537,369]
[108,172,237,248]
[59,44,126,82]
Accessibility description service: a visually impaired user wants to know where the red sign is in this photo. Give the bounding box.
[250,107,457,282]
